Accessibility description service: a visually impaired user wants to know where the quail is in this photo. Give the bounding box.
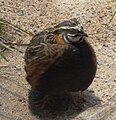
[24,18,97,107]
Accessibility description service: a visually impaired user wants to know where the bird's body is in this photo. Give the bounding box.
[25,18,97,97]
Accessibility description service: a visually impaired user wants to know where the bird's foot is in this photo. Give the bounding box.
[41,95,49,109]
[33,95,49,109]
[65,91,78,106]
[65,91,84,107]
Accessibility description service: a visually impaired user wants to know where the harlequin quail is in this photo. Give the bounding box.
[24,18,97,107]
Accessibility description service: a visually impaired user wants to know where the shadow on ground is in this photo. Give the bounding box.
[28,90,101,120]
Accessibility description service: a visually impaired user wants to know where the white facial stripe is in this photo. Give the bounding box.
[63,35,70,43]
[57,24,82,31]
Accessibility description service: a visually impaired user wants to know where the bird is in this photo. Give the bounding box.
[24,18,97,108]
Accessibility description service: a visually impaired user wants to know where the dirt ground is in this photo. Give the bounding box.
[0,0,116,120]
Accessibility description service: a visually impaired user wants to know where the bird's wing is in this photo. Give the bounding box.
[24,32,67,88]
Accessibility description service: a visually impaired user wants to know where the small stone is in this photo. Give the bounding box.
[18,98,23,102]
[18,72,21,76]
[13,65,21,70]
[114,59,116,62]
[17,9,26,16]
[102,44,108,47]
[89,90,94,93]
[18,99,26,103]
[98,45,102,48]
[16,65,21,70]
[112,48,116,52]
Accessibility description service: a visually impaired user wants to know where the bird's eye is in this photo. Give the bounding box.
[78,37,83,43]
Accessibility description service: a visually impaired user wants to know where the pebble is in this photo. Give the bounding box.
[13,65,21,70]
[17,9,26,16]
[114,59,116,62]
[112,48,116,52]
[89,90,94,93]
[98,45,102,49]
[18,98,23,102]
[102,44,108,47]
[18,72,21,76]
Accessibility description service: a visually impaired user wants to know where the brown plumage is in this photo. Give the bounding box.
[24,18,97,106]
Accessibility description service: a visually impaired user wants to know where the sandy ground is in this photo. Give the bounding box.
[0,0,116,120]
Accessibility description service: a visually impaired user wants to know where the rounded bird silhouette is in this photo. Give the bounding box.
[24,18,97,108]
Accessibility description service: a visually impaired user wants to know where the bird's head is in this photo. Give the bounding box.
[53,18,88,45]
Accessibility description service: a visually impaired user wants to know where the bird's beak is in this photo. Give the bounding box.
[75,32,88,37]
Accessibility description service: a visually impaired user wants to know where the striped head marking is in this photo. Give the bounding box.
[53,18,88,44]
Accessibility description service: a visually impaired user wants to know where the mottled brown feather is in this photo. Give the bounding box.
[25,32,68,88]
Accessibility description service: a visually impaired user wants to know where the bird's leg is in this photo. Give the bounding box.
[65,91,77,106]
[33,95,49,109]
[30,89,50,109]
[41,95,49,109]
